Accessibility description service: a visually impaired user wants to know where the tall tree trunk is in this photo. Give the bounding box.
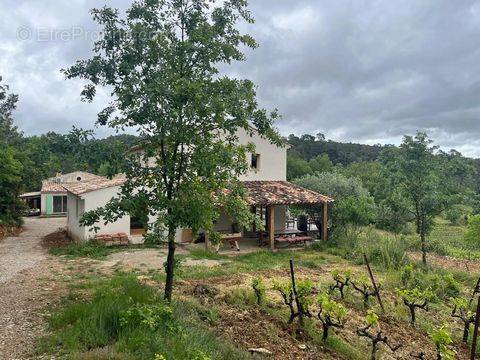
[164,226,176,302]
[420,231,427,265]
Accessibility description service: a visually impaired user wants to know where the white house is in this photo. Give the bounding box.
[41,171,107,216]
[20,171,107,216]
[64,129,333,249]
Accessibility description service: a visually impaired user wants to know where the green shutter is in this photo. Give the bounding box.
[46,195,53,215]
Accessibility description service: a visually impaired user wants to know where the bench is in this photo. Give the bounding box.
[275,235,313,247]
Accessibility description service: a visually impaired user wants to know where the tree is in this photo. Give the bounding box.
[381,132,445,265]
[464,214,480,246]
[450,297,475,343]
[287,152,312,180]
[64,0,280,302]
[0,76,24,227]
[294,172,376,234]
[308,154,333,173]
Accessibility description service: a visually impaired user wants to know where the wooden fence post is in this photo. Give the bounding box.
[363,253,385,313]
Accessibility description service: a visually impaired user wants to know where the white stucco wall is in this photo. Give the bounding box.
[66,192,87,242]
[83,186,131,238]
[236,128,287,182]
[66,185,131,242]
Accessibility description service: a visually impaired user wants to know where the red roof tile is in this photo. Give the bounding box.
[62,174,127,196]
[243,181,333,206]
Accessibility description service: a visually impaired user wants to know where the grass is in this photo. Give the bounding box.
[37,273,250,360]
[49,241,159,260]
[406,217,480,260]
[176,248,334,280]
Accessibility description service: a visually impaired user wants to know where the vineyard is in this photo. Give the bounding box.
[37,227,480,360]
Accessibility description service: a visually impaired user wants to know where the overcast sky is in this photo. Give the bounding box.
[2,1,480,157]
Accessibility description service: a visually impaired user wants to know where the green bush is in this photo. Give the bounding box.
[445,205,467,226]
[465,215,480,247]
[399,264,460,301]
[332,227,408,269]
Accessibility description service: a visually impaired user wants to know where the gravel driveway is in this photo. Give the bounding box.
[0,217,67,359]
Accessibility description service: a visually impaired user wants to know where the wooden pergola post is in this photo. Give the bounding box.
[322,201,328,241]
[267,205,275,250]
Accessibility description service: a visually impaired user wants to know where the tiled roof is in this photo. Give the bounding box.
[243,181,333,206]
[62,174,127,196]
[41,172,108,193]
[41,182,68,193]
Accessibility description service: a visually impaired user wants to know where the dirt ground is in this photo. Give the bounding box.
[0,217,69,359]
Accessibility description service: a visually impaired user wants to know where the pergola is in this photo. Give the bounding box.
[243,181,333,250]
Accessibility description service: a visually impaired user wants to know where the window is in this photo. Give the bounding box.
[53,195,68,213]
[251,153,260,169]
[76,176,82,181]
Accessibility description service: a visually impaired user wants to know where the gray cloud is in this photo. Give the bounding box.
[2,0,480,156]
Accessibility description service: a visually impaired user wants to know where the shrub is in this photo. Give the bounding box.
[357,228,408,269]
[120,303,174,331]
[356,310,401,360]
[329,269,351,299]
[332,227,408,270]
[399,264,460,301]
[251,277,266,306]
[49,240,111,259]
[445,205,466,226]
[429,325,456,360]
[223,287,256,308]
[465,215,480,247]
[317,294,348,341]
[450,297,475,343]
[397,288,432,324]
[272,278,313,325]
[350,275,379,307]
[38,274,248,359]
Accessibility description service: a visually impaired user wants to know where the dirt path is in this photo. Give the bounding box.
[0,217,67,359]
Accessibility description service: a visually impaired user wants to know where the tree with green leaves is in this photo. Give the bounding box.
[381,132,445,265]
[64,0,280,302]
[308,154,333,173]
[294,172,376,236]
[464,214,480,247]
[0,76,24,227]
